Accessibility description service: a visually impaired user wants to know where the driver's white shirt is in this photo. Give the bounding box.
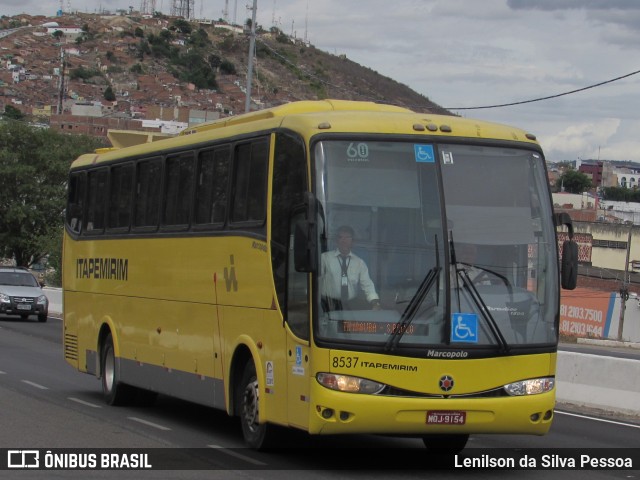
[320,249,379,302]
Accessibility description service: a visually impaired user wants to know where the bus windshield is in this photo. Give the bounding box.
[313,140,559,352]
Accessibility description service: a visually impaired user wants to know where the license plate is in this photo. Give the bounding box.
[426,410,466,425]
[16,304,32,311]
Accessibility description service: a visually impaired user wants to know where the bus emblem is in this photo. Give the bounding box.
[224,255,238,292]
[439,375,454,392]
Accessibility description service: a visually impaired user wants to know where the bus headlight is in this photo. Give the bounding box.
[504,377,555,396]
[316,373,385,394]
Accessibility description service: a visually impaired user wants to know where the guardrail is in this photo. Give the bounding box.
[556,350,640,417]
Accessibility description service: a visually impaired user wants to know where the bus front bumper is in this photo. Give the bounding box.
[307,383,555,436]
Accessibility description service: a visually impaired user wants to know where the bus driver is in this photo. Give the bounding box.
[321,225,381,311]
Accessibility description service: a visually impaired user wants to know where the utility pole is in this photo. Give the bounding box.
[618,226,632,341]
[245,0,257,113]
[57,47,65,115]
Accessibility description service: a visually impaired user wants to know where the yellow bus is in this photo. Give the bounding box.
[63,100,577,451]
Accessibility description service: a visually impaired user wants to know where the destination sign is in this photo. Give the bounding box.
[338,320,426,336]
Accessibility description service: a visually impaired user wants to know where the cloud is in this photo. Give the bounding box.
[507,0,640,11]
[539,118,622,160]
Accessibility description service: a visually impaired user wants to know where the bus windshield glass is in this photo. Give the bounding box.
[313,140,559,352]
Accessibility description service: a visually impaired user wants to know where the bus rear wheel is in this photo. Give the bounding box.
[237,361,277,450]
[100,333,134,406]
[422,434,469,454]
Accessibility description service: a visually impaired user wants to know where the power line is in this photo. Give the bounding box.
[445,68,640,111]
[255,37,640,114]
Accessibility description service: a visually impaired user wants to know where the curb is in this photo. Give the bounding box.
[576,338,640,350]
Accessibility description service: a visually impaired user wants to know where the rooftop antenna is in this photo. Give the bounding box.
[245,0,257,112]
[272,0,276,27]
[304,0,308,43]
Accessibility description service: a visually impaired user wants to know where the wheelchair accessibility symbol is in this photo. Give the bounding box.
[414,144,435,163]
[451,313,478,343]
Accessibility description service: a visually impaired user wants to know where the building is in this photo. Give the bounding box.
[614,166,640,189]
[49,114,159,137]
[577,160,616,188]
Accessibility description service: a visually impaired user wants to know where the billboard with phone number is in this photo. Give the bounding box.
[559,287,615,339]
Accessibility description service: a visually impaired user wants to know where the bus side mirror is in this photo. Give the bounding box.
[555,212,578,290]
[561,240,578,290]
[293,193,318,273]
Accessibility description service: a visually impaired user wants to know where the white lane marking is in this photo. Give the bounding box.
[555,410,640,429]
[21,380,48,390]
[128,416,171,431]
[207,444,267,466]
[0,370,6,374]
[68,397,102,408]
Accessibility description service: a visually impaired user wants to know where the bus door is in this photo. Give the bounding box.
[284,222,311,429]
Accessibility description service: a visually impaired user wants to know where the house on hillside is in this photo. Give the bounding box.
[46,26,83,38]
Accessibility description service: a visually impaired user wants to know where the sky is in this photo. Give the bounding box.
[2,0,640,163]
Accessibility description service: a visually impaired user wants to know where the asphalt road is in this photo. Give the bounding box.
[0,315,638,479]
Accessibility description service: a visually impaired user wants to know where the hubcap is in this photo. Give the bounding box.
[104,347,115,392]
[243,379,259,432]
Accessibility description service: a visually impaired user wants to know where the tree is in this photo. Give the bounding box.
[0,122,105,268]
[3,105,25,120]
[220,59,236,75]
[556,169,593,194]
[172,51,218,89]
[188,28,210,48]
[172,18,192,35]
[601,186,640,202]
[130,63,145,74]
[104,85,116,101]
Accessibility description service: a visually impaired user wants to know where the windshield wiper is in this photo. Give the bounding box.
[385,239,441,352]
[450,237,509,353]
[456,262,513,297]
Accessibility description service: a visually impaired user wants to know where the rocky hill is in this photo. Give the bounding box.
[0,12,450,120]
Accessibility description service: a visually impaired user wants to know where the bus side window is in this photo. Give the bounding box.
[231,139,268,225]
[163,152,195,228]
[194,146,230,227]
[107,163,134,231]
[134,158,162,229]
[85,168,107,234]
[67,171,86,234]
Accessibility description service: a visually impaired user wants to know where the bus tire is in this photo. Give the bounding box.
[100,333,134,406]
[237,361,276,450]
[422,434,469,454]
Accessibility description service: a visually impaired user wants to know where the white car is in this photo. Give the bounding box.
[0,267,49,322]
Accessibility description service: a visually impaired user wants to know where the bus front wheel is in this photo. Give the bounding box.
[237,361,277,449]
[422,434,469,454]
[100,333,134,406]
